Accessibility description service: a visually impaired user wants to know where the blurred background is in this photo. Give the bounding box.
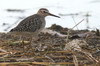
[0,0,100,32]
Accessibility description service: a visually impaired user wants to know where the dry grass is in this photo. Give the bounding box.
[0,22,100,66]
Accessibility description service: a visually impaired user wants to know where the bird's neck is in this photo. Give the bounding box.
[37,13,46,18]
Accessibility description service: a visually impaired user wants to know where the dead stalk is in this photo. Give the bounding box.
[66,19,84,41]
[72,54,78,66]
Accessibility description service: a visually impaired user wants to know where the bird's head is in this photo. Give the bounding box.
[37,8,60,18]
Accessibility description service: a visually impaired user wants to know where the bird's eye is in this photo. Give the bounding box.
[43,11,46,13]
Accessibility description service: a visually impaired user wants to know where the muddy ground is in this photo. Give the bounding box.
[0,24,100,66]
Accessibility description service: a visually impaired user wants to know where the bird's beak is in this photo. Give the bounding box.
[48,12,60,18]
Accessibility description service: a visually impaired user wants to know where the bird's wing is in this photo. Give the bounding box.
[10,14,43,32]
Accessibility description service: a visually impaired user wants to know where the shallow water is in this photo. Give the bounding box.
[0,0,100,32]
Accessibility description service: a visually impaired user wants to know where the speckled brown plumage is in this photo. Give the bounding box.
[10,14,45,32]
[10,8,60,37]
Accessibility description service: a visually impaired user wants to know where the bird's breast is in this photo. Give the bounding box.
[40,18,45,29]
[36,18,45,33]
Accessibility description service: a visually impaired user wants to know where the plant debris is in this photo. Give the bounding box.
[0,24,100,66]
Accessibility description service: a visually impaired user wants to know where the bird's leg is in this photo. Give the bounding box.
[29,36,35,51]
[19,35,25,53]
[22,38,25,53]
[29,36,39,51]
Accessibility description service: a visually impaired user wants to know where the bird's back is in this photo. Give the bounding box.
[10,14,45,32]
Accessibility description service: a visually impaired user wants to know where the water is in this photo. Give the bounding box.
[0,0,100,32]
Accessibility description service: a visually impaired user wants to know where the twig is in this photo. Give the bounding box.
[82,51,99,63]
[71,16,79,30]
[0,62,74,65]
[72,55,78,66]
[66,19,84,41]
[0,48,7,53]
[72,19,84,29]
[45,56,55,62]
